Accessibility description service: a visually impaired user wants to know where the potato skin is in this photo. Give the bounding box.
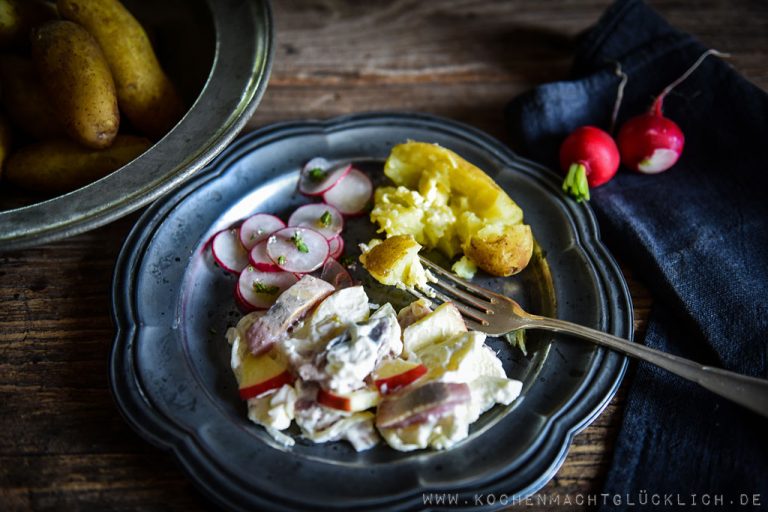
[360,235,420,284]
[58,0,184,139]
[466,225,534,277]
[0,0,58,49]
[0,0,22,48]
[31,20,119,149]
[384,141,524,223]
[0,55,64,139]
[380,141,535,277]
[4,135,150,194]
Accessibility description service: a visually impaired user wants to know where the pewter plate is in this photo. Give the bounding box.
[0,0,273,251]
[110,113,632,511]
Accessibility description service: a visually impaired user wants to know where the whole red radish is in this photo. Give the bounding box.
[618,49,725,174]
[559,126,620,202]
[617,111,684,174]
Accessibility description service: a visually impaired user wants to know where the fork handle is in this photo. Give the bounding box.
[529,316,768,418]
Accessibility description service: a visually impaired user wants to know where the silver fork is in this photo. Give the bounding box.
[410,256,768,418]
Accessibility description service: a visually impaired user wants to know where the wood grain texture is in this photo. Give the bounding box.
[1,1,766,510]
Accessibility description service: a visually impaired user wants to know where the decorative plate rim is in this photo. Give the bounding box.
[110,112,632,511]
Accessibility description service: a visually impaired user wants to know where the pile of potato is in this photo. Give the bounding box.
[0,0,183,194]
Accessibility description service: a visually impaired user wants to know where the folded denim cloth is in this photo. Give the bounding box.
[506,0,768,507]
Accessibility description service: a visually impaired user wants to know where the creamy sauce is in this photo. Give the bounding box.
[226,284,522,451]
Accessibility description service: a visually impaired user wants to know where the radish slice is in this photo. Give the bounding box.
[239,213,286,250]
[265,227,329,274]
[320,258,355,289]
[211,228,249,274]
[237,266,299,310]
[249,240,281,272]
[322,168,372,215]
[299,160,352,197]
[302,157,329,175]
[234,282,255,312]
[328,235,344,260]
[288,204,344,240]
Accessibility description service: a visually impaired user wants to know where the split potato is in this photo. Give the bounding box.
[4,135,150,194]
[31,20,119,149]
[58,0,184,139]
[372,142,533,277]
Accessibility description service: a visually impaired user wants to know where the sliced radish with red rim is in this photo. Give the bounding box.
[328,235,344,260]
[234,282,255,312]
[302,157,329,175]
[299,161,352,197]
[238,267,299,310]
[323,167,372,215]
[320,258,355,289]
[249,240,281,272]
[265,226,329,274]
[239,213,285,250]
[211,228,249,274]
[288,203,344,240]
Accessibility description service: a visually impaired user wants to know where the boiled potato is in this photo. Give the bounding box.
[58,0,184,139]
[372,142,533,277]
[31,20,119,149]
[0,113,11,178]
[4,135,150,193]
[0,0,57,49]
[0,55,64,139]
[383,141,524,223]
[465,224,533,277]
[359,235,432,290]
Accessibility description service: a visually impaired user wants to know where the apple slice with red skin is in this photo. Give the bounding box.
[238,350,294,400]
[317,387,380,412]
[373,359,428,394]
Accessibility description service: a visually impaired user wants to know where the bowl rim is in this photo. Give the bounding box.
[0,0,275,251]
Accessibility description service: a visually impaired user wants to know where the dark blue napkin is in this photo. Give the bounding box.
[506,0,768,507]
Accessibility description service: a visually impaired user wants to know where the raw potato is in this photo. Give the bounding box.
[0,0,22,47]
[31,20,119,149]
[0,0,58,48]
[0,114,11,178]
[4,135,150,194]
[58,0,184,139]
[0,55,64,139]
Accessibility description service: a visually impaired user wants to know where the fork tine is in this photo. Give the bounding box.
[408,285,491,327]
[408,287,432,304]
[461,318,487,331]
[429,276,494,312]
[427,286,491,325]
[419,256,496,301]
[406,286,499,334]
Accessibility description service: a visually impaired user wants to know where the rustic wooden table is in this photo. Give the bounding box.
[1,1,766,510]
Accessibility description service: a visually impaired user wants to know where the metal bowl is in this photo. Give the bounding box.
[0,0,274,250]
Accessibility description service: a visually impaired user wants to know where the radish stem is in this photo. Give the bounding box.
[610,63,628,134]
[651,49,729,115]
[562,163,590,202]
